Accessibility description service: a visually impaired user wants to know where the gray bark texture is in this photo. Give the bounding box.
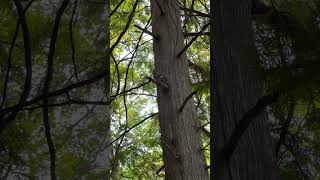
[150,0,209,179]
[211,0,278,179]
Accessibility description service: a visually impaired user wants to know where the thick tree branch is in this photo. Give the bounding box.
[110,0,125,17]
[217,91,280,162]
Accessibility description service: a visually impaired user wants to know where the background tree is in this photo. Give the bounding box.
[0,0,111,179]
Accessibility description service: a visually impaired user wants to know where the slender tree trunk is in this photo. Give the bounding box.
[211,0,278,179]
[150,0,209,179]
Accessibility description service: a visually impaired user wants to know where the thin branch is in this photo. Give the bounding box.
[1,0,33,134]
[114,19,148,155]
[22,99,110,111]
[14,0,32,106]
[110,0,139,53]
[108,113,158,147]
[42,1,70,179]
[177,22,210,58]
[1,70,109,116]
[179,6,210,18]
[276,99,295,157]
[283,143,312,180]
[184,31,210,37]
[23,0,37,14]
[111,54,121,96]
[56,105,97,150]
[134,25,159,39]
[126,92,156,97]
[69,0,79,80]
[111,79,151,100]
[0,22,20,110]
[0,39,20,47]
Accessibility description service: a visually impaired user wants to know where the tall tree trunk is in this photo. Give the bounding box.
[150,0,209,179]
[211,0,278,179]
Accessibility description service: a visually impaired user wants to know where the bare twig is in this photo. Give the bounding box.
[110,0,139,53]
[177,22,210,58]
[108,113,158,147]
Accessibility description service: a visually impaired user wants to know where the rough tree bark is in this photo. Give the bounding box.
[150,0,209,179]
[211,0,278,179]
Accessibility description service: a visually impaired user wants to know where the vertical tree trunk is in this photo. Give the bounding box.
[151,0,209,179]
[211,0,278,179]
